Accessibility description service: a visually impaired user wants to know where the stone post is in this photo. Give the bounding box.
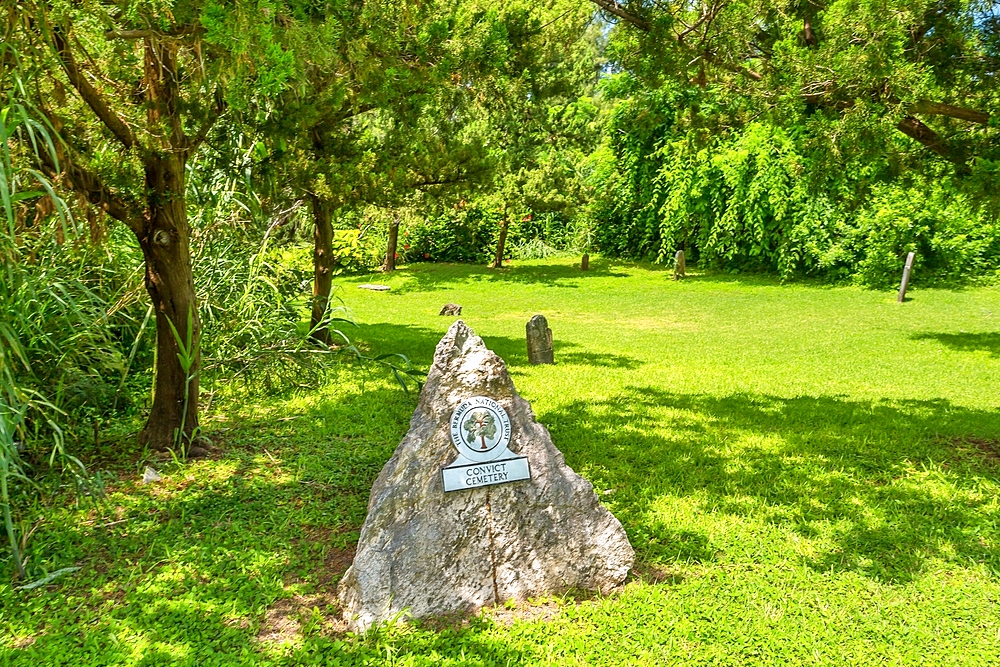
[581,253,589,271]
[673,250,686,280]
[897,251,915,302]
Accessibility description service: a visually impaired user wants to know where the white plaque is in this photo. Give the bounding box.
[441,396,530,492]
[442,457,531,492]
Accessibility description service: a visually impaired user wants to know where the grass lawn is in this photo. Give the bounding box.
[3,257,1000,666]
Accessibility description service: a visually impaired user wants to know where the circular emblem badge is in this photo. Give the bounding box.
[449,396,512,463]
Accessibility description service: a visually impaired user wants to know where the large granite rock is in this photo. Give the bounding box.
[339,321,634,631]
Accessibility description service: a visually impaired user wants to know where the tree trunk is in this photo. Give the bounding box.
[137,152,200,451]
[383,217,399,272]
[49,30,205,453]
[136,37,203,452]
[492,217,509,268]
[310,196,335,345]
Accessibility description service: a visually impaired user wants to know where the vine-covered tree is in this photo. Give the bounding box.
[585,0,999,281]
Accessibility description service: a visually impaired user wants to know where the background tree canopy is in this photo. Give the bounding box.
[583,0,1000,281]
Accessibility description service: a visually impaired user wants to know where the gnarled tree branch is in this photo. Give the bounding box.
[590,0,651,31]
[896,116,960,163]
[52,27,141,152]
[104,26,205,41]
[38,148,143,234]
[909,101,990,126]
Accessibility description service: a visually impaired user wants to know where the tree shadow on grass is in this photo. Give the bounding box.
[344,319,1000,585]
[353,322,644,373]
[333,323,1000,586]
[6,379,534,666]
[558,351,643,369]
[544,389,1000,584]
[371,258,631,295]
[911,332,1000,358]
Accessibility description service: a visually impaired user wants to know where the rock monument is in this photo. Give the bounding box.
[339,321,633,632]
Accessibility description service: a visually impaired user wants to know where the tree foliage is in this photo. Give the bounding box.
[592,0,999,174]
[587,1,1000,283]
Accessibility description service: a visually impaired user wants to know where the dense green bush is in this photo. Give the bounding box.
[401,208,501,264]
[400,207,583,264]
[590,79,1000,287]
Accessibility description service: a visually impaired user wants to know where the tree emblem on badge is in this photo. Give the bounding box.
[448,396,512,463]
[442,395,529,492]
[464,410,497,450]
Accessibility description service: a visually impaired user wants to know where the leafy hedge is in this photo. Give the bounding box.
[589,80,1000,287]
[399,207,582,264]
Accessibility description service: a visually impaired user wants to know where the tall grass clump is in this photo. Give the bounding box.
[186,161,423,403]
[1,66,107,583]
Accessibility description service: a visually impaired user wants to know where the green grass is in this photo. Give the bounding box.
[3,257,1000,666]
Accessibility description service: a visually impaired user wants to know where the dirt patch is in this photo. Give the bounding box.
[257,597,307,643]
[482,598,564,627]
[259,529,357,643]
[630,563,688,586]
[12,636,37,649]
[256,591,350,643]
[318,545,356,587]
[944,436,1000,466]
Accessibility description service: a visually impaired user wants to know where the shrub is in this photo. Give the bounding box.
[591,100,1000,287]
[401,207,583,264]
[402,208,501,264]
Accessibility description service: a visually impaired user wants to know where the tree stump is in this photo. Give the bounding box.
[897,251,915,302]
[673,250,686,280]
[581,253,589,271]
[526,315,554,365]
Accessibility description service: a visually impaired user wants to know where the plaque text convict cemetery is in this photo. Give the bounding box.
[441,396,531,492]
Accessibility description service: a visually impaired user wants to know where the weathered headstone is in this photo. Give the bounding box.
[673,250,686,280]
[525,314,554,365]
[439,303,462,316]
[358,283,390,292]
[339,321,633,632]
[581,253,589,271]
[897,251,915,303]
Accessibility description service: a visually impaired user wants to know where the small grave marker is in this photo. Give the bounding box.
[673,250,686,280]
[358,283,390,292]
[581,253,589,271]
[898,251,915,302]
[526,314,554,365]
[439,303,462,316]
